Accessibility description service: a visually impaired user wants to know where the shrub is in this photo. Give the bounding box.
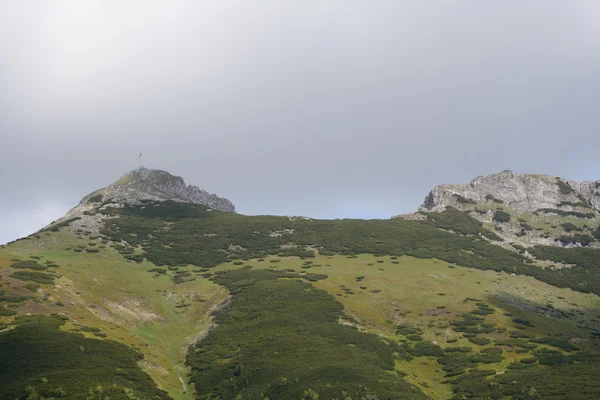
[485,194,504,203]
[10,271,55,285]
[468,337,491,346]
[409,342,444,357]
[556,179,576,195]
[520,223,534,231]
[537,208,595,219]
[512,318,534,327]
[560,223,580,232]
[492,211,511,223]
[520,357,538,364]
[186,269,424,399]
[0,308,17,316]
[556,234,594,247]
[10,260,47,271]
[453,194,477,204]
[0,316,169,399]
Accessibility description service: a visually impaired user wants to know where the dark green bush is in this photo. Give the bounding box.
[468,337,491,346]
[560,222,581,232]
[186,269,426,399]
[10,271,55,285]
[453,194,477,204]
[0,316,169,400]
[10,260,47,271]
[492,210,511,223]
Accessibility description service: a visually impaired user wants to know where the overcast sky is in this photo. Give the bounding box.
[2,1,600,244]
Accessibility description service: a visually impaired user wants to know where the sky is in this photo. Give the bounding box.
[2,1,600,244]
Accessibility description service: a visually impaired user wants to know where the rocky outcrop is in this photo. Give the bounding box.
[80,167,235,212]
[419,170,600,214]
[40,168,235,233]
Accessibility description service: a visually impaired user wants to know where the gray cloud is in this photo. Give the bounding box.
[2,1,600,244]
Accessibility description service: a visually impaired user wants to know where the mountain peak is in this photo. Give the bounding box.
[88,167,235,212]
[419,170,600,213]
[79,167,235,213]
[41,168,235,234]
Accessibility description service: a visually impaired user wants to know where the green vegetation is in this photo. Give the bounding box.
[98,201,600,297]
[3,192,600,400]
[186,268,426,400]
[593,225,600,241]
[0,315,170,399]
[10,260,48,271]
[556,179,577,196]
[556,234,594,246]
[10,270,55,284]
[422,207,502,241]
[561,222,581,232]
[529,245,600,294]
[448,362,600,399]
[87,194,103,203]
[492,210,511,223]
[558,200,591,209]
[485,194,504,203]
[452,194,476,204]
[100,202,524,275]
[538,208,596,219]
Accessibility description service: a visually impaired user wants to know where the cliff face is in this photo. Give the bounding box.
[419,170,600,214]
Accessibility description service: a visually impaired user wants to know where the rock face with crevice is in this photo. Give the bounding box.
[419,170,600,214]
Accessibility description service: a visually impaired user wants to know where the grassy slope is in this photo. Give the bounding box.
[0,230,228,400]
[2,219,600,398]
[213,254,600,399]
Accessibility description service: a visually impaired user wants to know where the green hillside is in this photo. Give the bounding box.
[2,200,600,399]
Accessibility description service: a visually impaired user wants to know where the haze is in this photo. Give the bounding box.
[2,1,600,244]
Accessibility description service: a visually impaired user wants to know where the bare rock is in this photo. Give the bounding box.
[419,170,600,214]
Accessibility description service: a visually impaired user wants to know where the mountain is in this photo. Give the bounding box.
[1,168,600,400]
[414,170,600,249]
[420,170,600,213]
[41,167,235,236]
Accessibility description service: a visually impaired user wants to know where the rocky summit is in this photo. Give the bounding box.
[87,167,235,212]
[420,170,600,213]
[41,167,235,233]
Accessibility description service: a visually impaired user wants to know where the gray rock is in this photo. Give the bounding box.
[82,167,235,212]
[419,170,600,214]
[40,167,235,233]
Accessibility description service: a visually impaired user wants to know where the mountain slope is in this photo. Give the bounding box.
[2,168,600,400]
